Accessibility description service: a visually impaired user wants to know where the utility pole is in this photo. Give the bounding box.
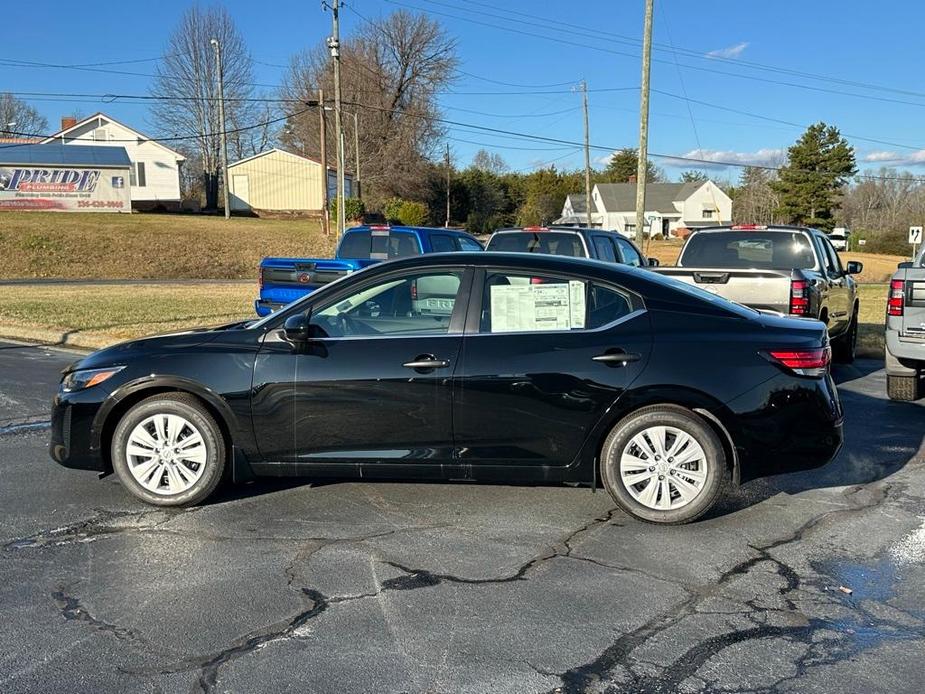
[325,0,346,237]
[580,81,592,229]
[211,37,230,220]
[444,143,451,228]
[318,88,329,236]
[634,0,654,246]
[352,111,361,201]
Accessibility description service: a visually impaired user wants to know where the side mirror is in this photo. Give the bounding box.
[845,261,863,275]
[283,313,311,343]
[898,261,913,269]
[648,257,660,267]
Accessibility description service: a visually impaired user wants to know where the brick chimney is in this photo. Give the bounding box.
[60,116,77,131]
[628,174,637,184]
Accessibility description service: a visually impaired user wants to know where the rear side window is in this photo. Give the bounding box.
[430,234,458,253]
[614,237,644,267]
[592,236,617,262]
[680,231,816,270]
[338,230,422,260]
[458,236,483,252]
[479,272,636,333]
[486,232,586,257]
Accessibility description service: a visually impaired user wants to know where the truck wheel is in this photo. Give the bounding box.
[600,406,727,524]
[887,374,921,402]
[111,394,226,507]
[833,310,858,364]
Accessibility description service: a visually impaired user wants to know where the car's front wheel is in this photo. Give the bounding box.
[600,406,726,524]
[111,393,226,507]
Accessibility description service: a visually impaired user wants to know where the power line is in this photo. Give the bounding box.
[412,0,925,101]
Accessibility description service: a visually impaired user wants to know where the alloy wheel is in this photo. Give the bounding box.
[619,425,708,510]
[125,413,208,495]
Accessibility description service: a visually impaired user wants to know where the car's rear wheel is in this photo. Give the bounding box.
[600,406,726,524]
[111,394,226,507]
[833,309,858,364]
[887,374,921,401]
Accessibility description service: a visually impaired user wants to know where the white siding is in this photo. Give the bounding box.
[678,181,732,226]
[53,116,182,203]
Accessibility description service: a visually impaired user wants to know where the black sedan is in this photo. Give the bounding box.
[50,252,843,524]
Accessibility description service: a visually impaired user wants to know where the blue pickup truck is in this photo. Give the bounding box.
[255,224,484,316]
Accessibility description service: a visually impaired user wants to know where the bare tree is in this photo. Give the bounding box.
[149,5,259,208]
[732,166,781,225]
[280,10,457,207]
[0,93,48,137]
[471,149,508,174]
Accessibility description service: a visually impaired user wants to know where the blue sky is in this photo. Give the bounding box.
[4,0,925,180]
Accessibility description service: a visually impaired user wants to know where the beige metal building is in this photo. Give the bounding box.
[227,148,352,215]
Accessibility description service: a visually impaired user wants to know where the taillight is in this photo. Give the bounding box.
[258,266,264,289]
[411,280,418,300]
[888,279,905,316]
[764,347,831,377]
[789,279,809,315]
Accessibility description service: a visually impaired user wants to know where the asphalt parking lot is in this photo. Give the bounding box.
[1,340,923,694]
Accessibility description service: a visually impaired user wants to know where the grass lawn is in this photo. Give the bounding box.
[0,211,333,279]
[858,283,887,359]
[0,283,255,349]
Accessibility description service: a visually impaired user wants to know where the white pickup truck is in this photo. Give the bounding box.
[885,248,925,400]
[654,225,863,362]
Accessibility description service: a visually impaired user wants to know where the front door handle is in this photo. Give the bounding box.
[403,357,450,370]
[592,350,641,366]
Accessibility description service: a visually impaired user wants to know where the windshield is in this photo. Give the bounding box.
[338,230,422,260]
[487,232,587,257]
[680,231,816,270]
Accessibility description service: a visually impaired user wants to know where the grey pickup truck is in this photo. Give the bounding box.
[655,225,863,362]
[885,247,925,400]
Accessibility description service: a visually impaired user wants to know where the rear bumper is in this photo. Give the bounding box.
[885,329,925,375]
[727,372,844,483]
[255,299,287,317]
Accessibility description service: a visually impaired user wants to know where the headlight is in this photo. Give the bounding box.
[62,366,125,392]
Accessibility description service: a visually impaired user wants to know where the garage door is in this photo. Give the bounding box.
[230,174,250,211]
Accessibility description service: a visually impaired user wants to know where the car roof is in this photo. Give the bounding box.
[691,224,818,235]
[347,225,477,237]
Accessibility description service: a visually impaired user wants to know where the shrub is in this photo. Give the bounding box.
[331,197,365,222]
[383,197,429,226]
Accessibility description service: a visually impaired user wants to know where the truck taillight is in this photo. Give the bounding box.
[258,266,264,289]
[764,347,831,377]
[789,279,809,315]
[888,279,905,316]
[410,280,417,300]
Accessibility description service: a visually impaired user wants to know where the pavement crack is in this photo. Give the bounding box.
[4,509,176,550]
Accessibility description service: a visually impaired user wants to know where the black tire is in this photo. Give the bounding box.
[111,393,226,507]
[600,406,727,524]
[887,374,921,402]
[833,309,858,364]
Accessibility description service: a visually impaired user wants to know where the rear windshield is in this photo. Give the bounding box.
[680,231,816,270]
[338,230,422,260]
[486,232,587,257]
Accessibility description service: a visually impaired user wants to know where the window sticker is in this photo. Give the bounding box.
[489,280,586,333]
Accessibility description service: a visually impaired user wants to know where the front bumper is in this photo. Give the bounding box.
[49,388,108,472]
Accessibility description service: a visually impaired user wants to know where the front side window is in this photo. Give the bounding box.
[311,270,463,337]
[479,272,637,333]
[614,237,644,267]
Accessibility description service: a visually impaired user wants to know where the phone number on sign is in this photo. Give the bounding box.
[77,200,125,209]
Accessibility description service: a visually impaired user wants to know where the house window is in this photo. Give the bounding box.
[130,162,146,187]
[703,209,714,219]
[625,223,636,233]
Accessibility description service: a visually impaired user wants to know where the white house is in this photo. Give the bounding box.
[42,113,185,210]
[557,180,732,237]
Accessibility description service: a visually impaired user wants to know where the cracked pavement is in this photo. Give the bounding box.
[1,341,923,693]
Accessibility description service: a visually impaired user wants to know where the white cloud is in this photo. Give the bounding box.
[863,150,925,166]
[706,42,749,59]
[662,148,786,169]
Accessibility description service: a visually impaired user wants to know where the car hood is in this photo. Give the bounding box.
[65,320,253,374]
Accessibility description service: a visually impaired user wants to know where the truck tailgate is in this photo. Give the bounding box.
[901,277,925,338]
[654,268,793,313]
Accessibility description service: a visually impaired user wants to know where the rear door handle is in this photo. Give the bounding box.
[403,358,450,369]
[592,351,641,366]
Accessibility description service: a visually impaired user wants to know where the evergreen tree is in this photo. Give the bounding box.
[604,148,661,183]
[679,170,708,183]
[771,123,856,230]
